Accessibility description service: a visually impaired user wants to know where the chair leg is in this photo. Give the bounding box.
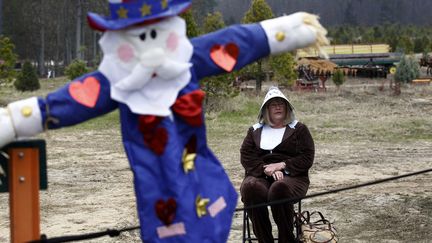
[243,210,254,243]
[294,200,302,243]
[245,211,253,243]
[243,201,303,243]
[242,210,247,243]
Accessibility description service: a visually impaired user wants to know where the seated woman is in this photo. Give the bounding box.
[240,86,315,243]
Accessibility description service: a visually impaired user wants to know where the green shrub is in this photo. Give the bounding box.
[394,55,420,83]
[332,69,345,88]
[14,61,40,91]
[64,59,90,80]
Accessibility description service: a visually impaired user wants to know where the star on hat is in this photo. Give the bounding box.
[87,0,191,31]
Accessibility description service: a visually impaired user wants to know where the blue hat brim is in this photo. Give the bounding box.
[87,1,191,31]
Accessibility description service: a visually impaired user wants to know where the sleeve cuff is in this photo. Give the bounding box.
[282,161,290,175]
[260,12,329,55]
[0,108,15,147]
[7,97,43,138]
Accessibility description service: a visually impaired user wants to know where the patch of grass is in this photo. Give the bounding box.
[352,196,432,242]
[218,101,258,123]
[397,119,432,140]
[0,77,70,105]
[2,78,431,143]
[206,88,432,144]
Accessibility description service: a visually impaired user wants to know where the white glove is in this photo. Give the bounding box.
[260,12,329,57]
[0,97,43,148]
[0,108,16,148]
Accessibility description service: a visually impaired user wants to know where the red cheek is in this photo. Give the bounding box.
[117,43,135,63]
[166,32,178,52]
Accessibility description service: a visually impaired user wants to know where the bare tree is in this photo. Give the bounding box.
[75,0,83,60]
[37,0,46,76]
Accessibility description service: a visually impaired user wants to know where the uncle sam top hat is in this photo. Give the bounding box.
[87,0,191,31]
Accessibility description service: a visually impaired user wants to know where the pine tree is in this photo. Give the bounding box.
[270,53,297,88]
[242,0,274,92]
[242,0,274,24]
[0,36,18,84]
[203,11,225,34]
[180,9,200,38]
[14,61,40,91]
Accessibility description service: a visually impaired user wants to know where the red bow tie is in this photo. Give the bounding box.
[172,90,205,127]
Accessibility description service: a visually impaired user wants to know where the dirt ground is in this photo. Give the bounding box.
[0,77,431,242]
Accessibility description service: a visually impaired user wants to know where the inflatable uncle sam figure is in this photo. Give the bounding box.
[0,0,328,242]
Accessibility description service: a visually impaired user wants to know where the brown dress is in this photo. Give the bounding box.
[240,122,315,243]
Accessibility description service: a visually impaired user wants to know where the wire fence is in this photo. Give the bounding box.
[28,168,431,243]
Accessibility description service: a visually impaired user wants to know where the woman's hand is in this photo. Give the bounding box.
[263,162,286,178]
[272,171,284,181]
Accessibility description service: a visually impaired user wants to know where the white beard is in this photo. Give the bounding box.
[98,16,194,116]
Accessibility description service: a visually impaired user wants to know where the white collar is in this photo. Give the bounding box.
[288,120,298,129]
[252,119,298,131]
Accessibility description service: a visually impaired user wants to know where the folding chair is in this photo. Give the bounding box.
[242,200,302,243]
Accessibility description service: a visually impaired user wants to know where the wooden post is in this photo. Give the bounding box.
[9,147,40,243]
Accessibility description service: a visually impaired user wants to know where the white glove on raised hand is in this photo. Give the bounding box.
[260,12,329,57]
[0,97,43,148]
[0,108,16,148]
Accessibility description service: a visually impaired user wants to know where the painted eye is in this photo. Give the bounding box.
[150,29,157,39]
[139,32,146,41]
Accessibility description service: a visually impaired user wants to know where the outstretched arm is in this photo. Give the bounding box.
[191,12,329,79]
[0,71,118,148]
[260,12,328,56]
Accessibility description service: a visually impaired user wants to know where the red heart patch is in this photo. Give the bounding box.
[69,77,101,108]
[138,116,168,155]
[155,198,177,226]
[146,127,168,155]
[210,43,239,72]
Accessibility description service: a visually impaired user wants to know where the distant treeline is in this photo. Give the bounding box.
[2,0,431,78]
[216,0,432,26]
[328,25,432,54]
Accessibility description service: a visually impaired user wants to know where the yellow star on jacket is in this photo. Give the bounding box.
[195,195,210,218]
[182,149,196,173]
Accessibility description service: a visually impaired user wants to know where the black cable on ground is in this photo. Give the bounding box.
[28,168,431,243]
[235,167,432,211]
[28,226,140,243]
